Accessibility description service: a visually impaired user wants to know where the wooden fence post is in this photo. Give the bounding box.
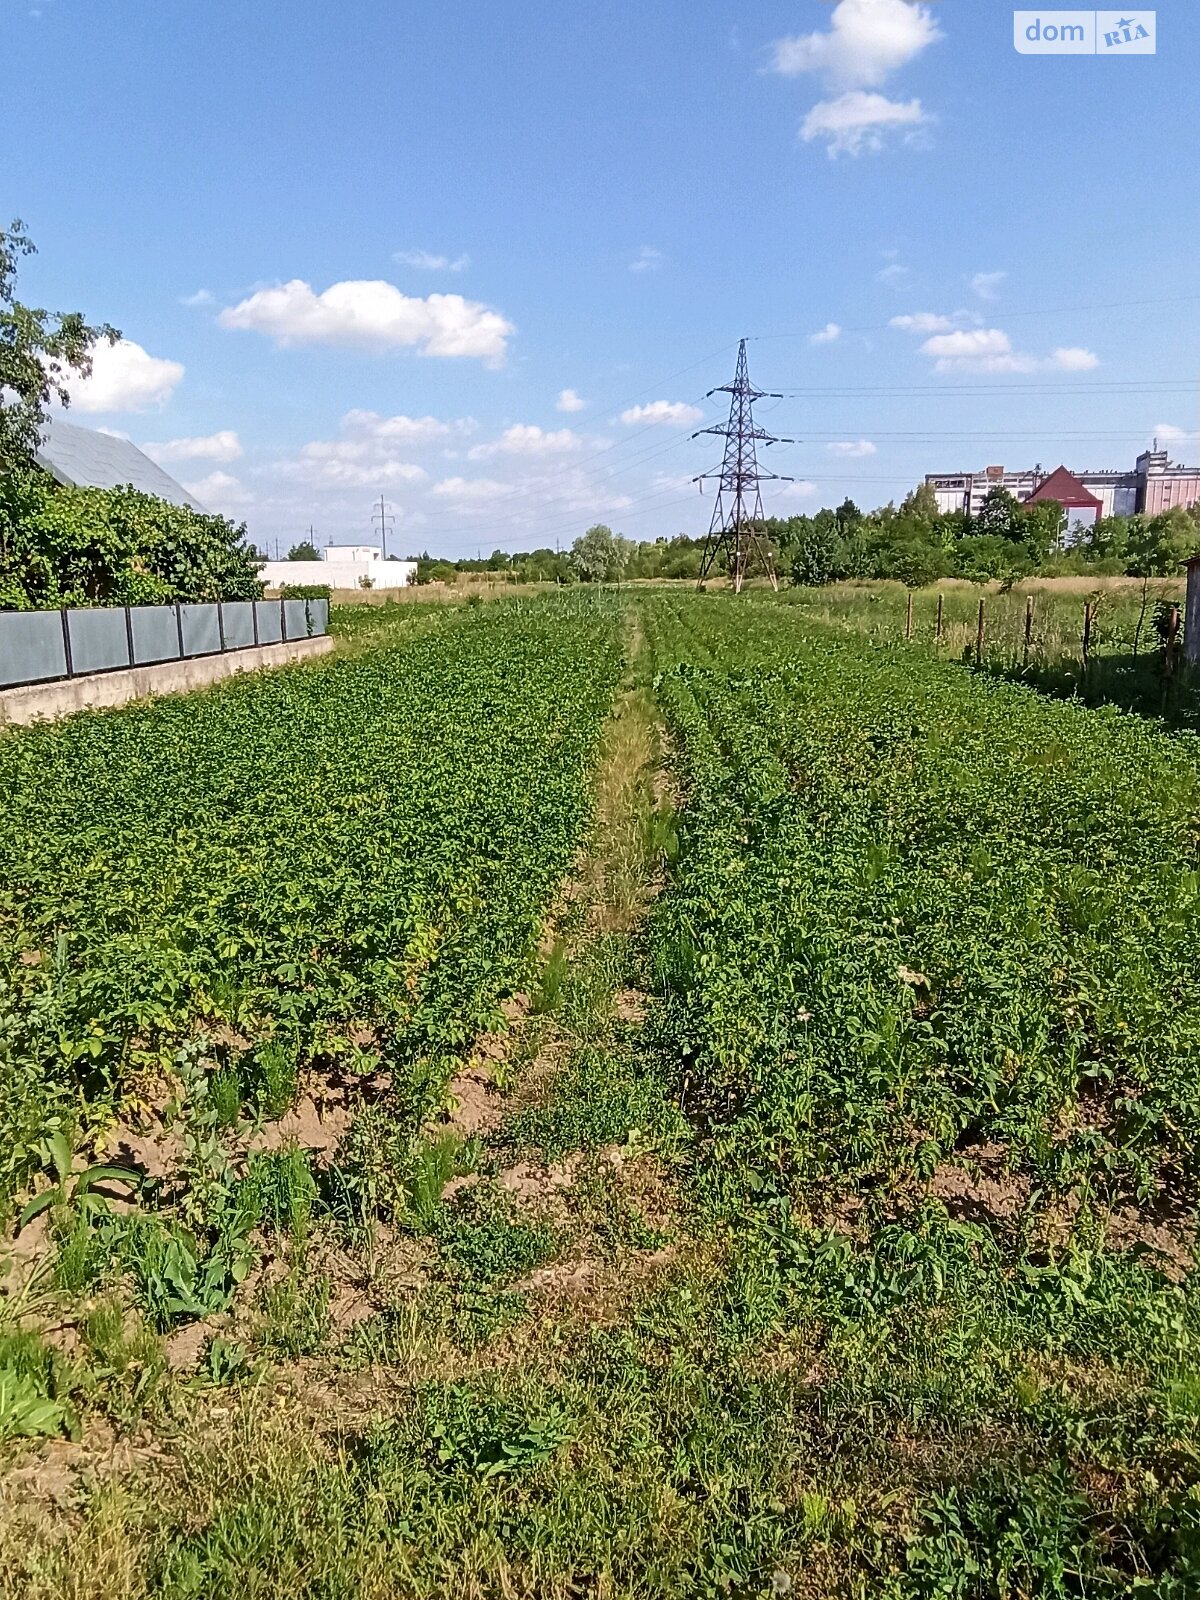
[1023,595,1034,668]
[1082,601,1094,669]
[935,593,944,645]
[905,590,913,641]
[1166,604,1180,677]
[975,597,985,663]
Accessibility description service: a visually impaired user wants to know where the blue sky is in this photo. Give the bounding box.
[3,0,1197,556]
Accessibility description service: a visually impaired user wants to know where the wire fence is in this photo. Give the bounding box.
[0,598,329,692]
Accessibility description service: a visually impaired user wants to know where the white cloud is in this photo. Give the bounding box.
[143,430,243,464]
[67,339,184,414]
[337,409,465,444]
[180,289,214,307]
[1049,346,1100,371]
[557,388,586,413]
[772,0,942,89]
[468,424,585,461]
[877,261,911,285]
[394,249,470,272]
[430,476,512,505]
[810,322,841,344]
[620,400,703,426]
[928,329,1017,369]
[630,246,664,273]
[827,439,877,457]
[803,91,931,157]
[891,311,957,333]
[182,470,252,510]
[970,271,1006,301]
[775,481,819,502]
[218,279,514,366]
[920,328,1099,374]
[275,409,470,491]
[291,458,428,490]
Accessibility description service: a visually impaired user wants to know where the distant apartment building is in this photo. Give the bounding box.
[926,448,1200,527]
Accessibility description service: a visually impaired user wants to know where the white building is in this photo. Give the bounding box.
[258,544,417,592]
[925,451,1200,522]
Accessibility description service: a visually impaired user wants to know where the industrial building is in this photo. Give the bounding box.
[926,448,1200,525]
[257,545,418,592]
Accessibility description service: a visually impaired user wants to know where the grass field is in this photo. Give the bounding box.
[2,588,1200,1597]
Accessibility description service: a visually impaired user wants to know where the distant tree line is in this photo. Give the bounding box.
[407,486,1198,593]
[409,525,709,587]
[765,485,1198,587]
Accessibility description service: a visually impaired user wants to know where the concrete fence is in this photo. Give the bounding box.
[0,598,329,691]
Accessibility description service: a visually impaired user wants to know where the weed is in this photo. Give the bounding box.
[256,1262,331,1359]
[198,1336,250,1387]
[18,1129,140,1229]
[430,1183,559,1285]
[533,939,570,1015]
[505,1040,682,1161]
[0,1329,75,1443]
[208,1068,242,1130]
[241,1146,317,1242]
[250,1039,298,1122]
[405,1131,475,1227]
[82,1296,166,1421]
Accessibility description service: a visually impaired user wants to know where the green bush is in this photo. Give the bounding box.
[0,469,262,609]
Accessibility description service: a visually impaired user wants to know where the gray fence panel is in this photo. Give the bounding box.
[307,598,329,636]
[180,604,222,656]
[282,600,309,641]
[255,599,282,645]
[221,602,256,650]
[130,605,181,666]
[0,611,69,687]
[68,609,132,675]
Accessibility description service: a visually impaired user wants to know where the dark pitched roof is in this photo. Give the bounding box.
[1025,465,1102,509]
[35,416,208,513]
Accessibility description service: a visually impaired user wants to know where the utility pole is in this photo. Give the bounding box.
[372,495,395,560]
[693,339,792,592]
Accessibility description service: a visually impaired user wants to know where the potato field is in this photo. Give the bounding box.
[2,589,1200,1598]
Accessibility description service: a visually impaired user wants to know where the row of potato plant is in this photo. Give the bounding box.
[0,594,625,1215]
[640,589,1200,1595]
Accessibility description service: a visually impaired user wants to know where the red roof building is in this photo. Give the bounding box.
[1024,465,1103,542]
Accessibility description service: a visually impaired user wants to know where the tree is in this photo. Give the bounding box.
[790,510,844,587]
[1125,507,1199,577]
[1079,515,1130,564]
[570,524,631,583]
[899,482,941,528]
[288,539,320,561]
[878,531,950,589]
[1018,500,1063,564]
[975,486,1022,542]
[954,533,1033,584]
[0,220,119,475]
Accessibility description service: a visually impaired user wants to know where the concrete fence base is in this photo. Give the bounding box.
[0,634,334,727]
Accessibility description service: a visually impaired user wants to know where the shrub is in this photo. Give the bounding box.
[0,470,262,610]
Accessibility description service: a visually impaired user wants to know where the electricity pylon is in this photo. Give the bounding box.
[693,339,792,591]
